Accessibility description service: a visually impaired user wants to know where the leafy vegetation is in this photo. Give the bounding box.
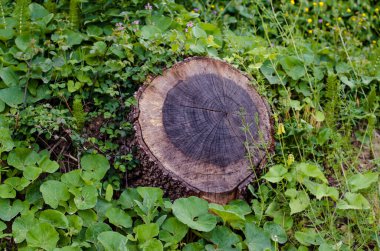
[0,0,379,250]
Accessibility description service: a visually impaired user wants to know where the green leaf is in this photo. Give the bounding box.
[39,157,60,173]
[314,111,325,122]
[347,172,379,192]
[209,203,245,224]
[0,127,14,154]
[192,26,207,38]
[26,222,59,250]
[134,223,159,243]
[12,213,38,243]
[159,217,188,246]
[0,199,24,221]
[105,184,113,202]
[40,180,71,209]
[295,162,327,183]
[0,184,16,198]
[263,164,288,183]
[0,29,14,41]
[285,189,310,215]
[29,3,50,21]
[151,15,172,31]
[105,207,132,229]
[244,223,273,251]
[62,30,84,46]
[61,169,84,188]
[15,34,35,52]
[67,80,83,93]
[80,154,110,182]
[0,100,4,112]
[7,148,39,171]
[172,196,217,232]
[303,179,339,201]
[336,192,370,210]
[279,56,306,80]
[0,87,24,107]
[295,228,324,246]
[4,177,30,191]
[118,188,140,209]
[39,209,69,229]
[87,25,103,37]
[0,67,18,86]
[74,185,98,210]
[23,165,42,181]
[204,226,240,250]
[141,25,161,39]
[98,231,128,251]
[77,209,97,227]
[263,222,287,244]
[85,222,112,243]
[140,239,163,251]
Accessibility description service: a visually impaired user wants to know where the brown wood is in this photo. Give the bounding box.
[133,57,273,204]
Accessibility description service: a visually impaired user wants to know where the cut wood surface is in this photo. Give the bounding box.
[134,57,273,203]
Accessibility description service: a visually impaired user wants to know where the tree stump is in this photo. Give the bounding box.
[133,57,273,204]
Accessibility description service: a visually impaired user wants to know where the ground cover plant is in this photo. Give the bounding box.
[0,0,379,250]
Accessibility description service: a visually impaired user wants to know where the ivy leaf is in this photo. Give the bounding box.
[4,177,30,191]
[263,164,288,183]
[39,209,69,229]
[159,217,188,246]
[295,162,327,183]
[244,223,273,251]
[285,189,310,215]
[23,165,42,181]
[347,172,379,192]
[263,222,287,244]
[26,222,59,250]
[7,148,39,171]
[80,154,110,182]
[40,180,71,209]
[279,56,306,80]
[336,192,370,210]
[134,223,159,243]
[172,196,217,232]
[98,231,128,251]
[0,199,24,221]
[0,184,16,199]
[105,207,132,229]
[74,185,98,210]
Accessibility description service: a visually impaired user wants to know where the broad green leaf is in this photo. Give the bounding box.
[295,228,324,246]
[0,100,4,112]
[0,87,23,107]
[295,162,327,183]
[54,247,82,251]
[172,196,217,232]
[85,222,112,243]
[134,223,159,243]
[29,3,50,21]
[159,217,188,246]
[77,209,97,227]
[40,180,71,209]
[151,15,172,31]
[105,207,132,229]
[0,221,6,232]
[285,189,310,215]
[87,25,103,37]
[260,60,281,85]
[61,169,84,188]
[0,67,18,86]
[141,25,161,39]
[67,80,83,93]
[263,164,288,183]
[5,177,30,191]
[23,165,42,181]
[81,154,110,182]
[0,127,14,154]
[67,215,83,235]
[62,30,84,46]
[105,184,113,202]
[244,223,272,251]
[0,199,24,221]
[39,209,69,229]
[336,192,370,210]
[7,148,39,171]
[183,242,205,251]
[26,222,59,250]
[209,203,245,224]
[203,226,240,251]
[303,179,339,201]
[192,26,207,38]
[118,188,141,209]
[98,231,128,251]
[12,213,37,243]
[0,184,16,198]
[314,111,325,122]
[15,34,35,52]
[279,56,306,80]
[347,172,379,192]
[263,222,287,244]
[39,157,59,173]
[0,29,14,41]
[74,185,98,210]
[140,238,163,251]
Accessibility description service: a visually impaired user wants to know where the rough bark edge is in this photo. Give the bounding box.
[129,56,275,203]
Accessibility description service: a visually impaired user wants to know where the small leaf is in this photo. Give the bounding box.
[29,3,50,21]
[39,209,69,229]
[209,203,246,224]
[347,172,379,192]
[26,222,59,250]
[0,29,14,41]
[0,67,18,86]
[7,148,39,171]
[159,217,188,246]
[263,222,288,244]
[85,222,112,243]
[0,127,14,154]
[279,56,306,80]
[140,239,163,251]
[295,162,327,183]
[0,87,23,107]
[23,165,42,181]
[105,207,132,229]
[15,34,35,52]
[244,223,273,251]
[285,189,310,215]
[336,192,370,210]
[134,223,159,243]
[74,185,98,210]
[12,213,38,243]
[295,228,324,246]
[39,157,60,173]
[98,231,128,251]
[81,154,110,182]
[0,184,16,199]
[0,199,24,221]
[172,196,217,232]
[314,111,325,122]
[105,184,113,202]
[303,179,339,201]
[204,226,240,250]
[263,164,288,183]
[141,25,161,39]
[40,180,71,209]
[192,26,207,38]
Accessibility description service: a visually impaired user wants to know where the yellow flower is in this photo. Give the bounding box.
[373,40,377,44]
[337,17,342,22]
[362,13,366,17]
[277,123,285,135]
[305,7,309,12]
[211,4,215,9]
[287,154,295,166]
[308,29,313,34]
[313,2,317,6]
[291,0,295,5]
[307,18,312,23]
[326,22,330,26]
[347,8,351,13]
[220,7,224,11]
[319,2,324,7]
[352,16,357,21]
[375,8,379,13]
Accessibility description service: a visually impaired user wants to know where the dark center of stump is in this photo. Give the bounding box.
[163,74,259,167]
